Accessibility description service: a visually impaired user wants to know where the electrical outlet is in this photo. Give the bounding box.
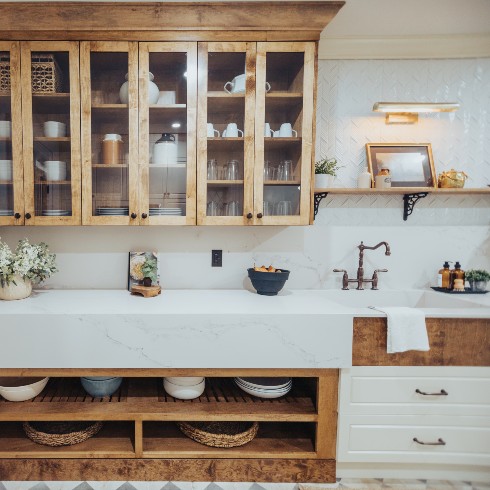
[212,250,222,267]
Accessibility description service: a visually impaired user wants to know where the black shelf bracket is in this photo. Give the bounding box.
[313,192,328,219]
[403,192,428,221]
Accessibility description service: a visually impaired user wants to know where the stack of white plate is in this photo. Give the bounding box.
[234,377,292,399]
[163,376,205,400]
[150,207,182,216]
[0,210,13,216]
[42,209,70,216]
[96,207,129,216]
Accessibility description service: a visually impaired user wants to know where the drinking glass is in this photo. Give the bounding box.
[207,159,218,180]
[263,161,276,181]
[263,201,274,216]
[224,200,240,216]
[277,160,293,181]
[225,159,240,180]
[207,200,221,216]
[276,200,293,215]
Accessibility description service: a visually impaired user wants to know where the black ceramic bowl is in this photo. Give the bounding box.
[247,268,290,296]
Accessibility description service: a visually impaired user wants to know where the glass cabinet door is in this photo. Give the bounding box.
[21,41,81,225]
[138,42,197,225]
[0,42,24,225]
[80,41,138,225]
[197,42,256,225]
[254,42,315,225]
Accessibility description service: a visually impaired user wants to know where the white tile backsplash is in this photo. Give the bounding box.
[2,58,489,290]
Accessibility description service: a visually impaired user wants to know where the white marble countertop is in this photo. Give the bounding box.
[0,289,488,369]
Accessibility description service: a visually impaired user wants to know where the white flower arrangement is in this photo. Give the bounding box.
[0,238,57,287]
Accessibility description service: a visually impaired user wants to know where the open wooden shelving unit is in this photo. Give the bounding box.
[0,372,338,481]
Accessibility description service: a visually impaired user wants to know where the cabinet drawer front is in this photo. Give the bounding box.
[350,376,490,405]
[339,422,490,466]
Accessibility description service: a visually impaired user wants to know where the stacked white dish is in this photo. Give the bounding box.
[96,207,129,216]
[150,207,182,216]
[234,377,292,399]
[0,377,49,402]
[0,210,13,216]
[163,376,205,400]
[42,209,70,216]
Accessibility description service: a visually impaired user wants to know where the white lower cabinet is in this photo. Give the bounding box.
[337,366,490,482]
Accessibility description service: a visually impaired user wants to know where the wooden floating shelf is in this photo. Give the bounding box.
[34,137,70,142]
[315,187,490,195]
[92,103,128,110]
[208,137,244,141]
[149,104,186,110]
[266,92,303,98]
[0,377,317,423]
[207,92,245,98]
[208,180,244,186]
[92,164,128,168]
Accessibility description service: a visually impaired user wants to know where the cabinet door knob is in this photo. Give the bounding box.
[14,212,21,219]
[415,389,448,396]
[257,213,263,219]
[141,213,148,219]
[25,213,31,220]
[130,213,137,219]
[246,213,253,219]
[413,437,446,446]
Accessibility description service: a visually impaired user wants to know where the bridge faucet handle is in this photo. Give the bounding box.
[375,269,388,273]
[333,269,349,290]
[371,269,388,290]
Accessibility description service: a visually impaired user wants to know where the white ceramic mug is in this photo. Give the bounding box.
[207,123,220,138]
[157,90,176,105]
[279,123,298,138]
[272,130,280,137]
[222,123,243,138]
[35,160,67,181]
[43,121,66,138]
[0,121,11,138]
[264,123,274,137]
[0,160,12,181]
[224,74,246,94]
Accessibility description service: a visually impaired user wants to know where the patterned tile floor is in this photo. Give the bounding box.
[0,481,489,490]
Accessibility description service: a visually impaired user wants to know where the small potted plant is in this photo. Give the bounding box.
[0,238,57,300]
[466,269,490,292]
[315,157,342,189]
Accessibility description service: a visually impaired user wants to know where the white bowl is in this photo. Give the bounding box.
[164,376,204,387]
[0,377,49,401]
[164,378,205,400]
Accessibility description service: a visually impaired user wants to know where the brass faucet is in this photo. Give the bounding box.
[334,241,390,290]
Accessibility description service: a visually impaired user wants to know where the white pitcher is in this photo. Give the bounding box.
[35,160,67,181]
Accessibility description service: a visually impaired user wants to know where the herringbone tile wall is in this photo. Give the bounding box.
[315,58,490,226]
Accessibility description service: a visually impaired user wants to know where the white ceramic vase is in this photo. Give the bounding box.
[315,174,333,189]
[0,275,33,301]
[120,72,159,105]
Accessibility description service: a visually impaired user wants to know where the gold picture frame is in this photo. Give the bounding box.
[366,143,436,189]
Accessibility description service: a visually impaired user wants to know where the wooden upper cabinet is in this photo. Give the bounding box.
[80,41,139,225]
[138,42,197,226]
[254,42,316,225]
[0,41,24,226]
[197,42,256,225]
[21,41,81,225]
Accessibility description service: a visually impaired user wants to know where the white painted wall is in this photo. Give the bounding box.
[2,58,489,291]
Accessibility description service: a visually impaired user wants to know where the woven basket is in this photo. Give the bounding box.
[177,421,259,448]
[0,54,11,94]
[23,421,103,447]
[31,53,63,93]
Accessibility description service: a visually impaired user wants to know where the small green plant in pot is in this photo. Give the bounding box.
[315,157,342,189]
[466,269,490,292]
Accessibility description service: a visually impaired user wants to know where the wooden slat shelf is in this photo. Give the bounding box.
[92,164,128,168]
[266,92,303,98]
[208,179,244,186]
[0,377,317,422]
[207,92,245,98]
[265,180,301,186]
[315,187,490,195]
[143,422,316,459]
[35,180,71,185]
[0,421,135,459]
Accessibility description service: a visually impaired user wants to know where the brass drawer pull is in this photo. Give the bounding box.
[416,389,448,396]
[413,437,446,446]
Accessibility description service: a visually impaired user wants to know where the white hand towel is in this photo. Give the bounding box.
[370,306,430,353]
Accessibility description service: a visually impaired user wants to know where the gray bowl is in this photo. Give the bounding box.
[80,376,123,397]
[247,268,290,296]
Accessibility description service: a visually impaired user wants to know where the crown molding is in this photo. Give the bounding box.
[319,34,490,59]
